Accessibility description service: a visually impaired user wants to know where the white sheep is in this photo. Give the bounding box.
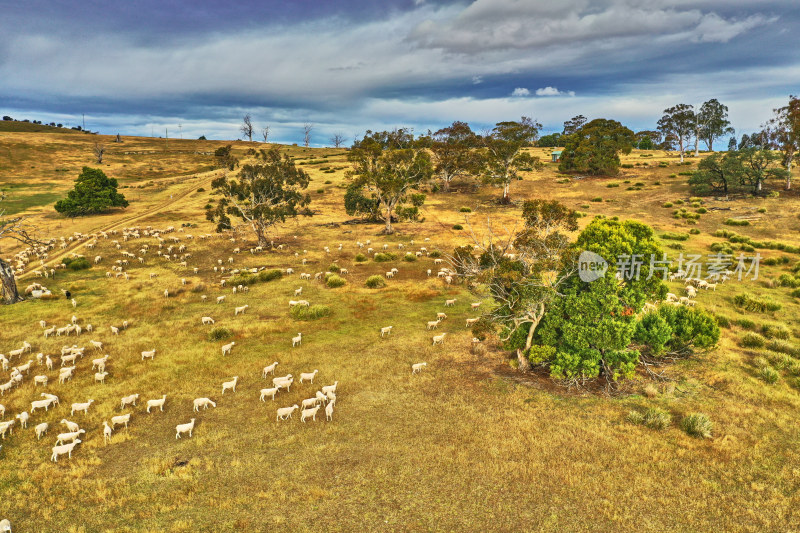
[110,326,120,335]
[301,405,320,422]
[35,421,49,440]
[465,318,479,328]
[436,312,447,320]
[445,299,457,307]
[51,439,81,461]
[222,376,239,394]
[147,395,167,413]
[141,349,156,361]
[0,404,4,418]
[92,355,109,370]
[301,397,318,409]
[201,316,215,325]
[260,387,278,401]
[299,370,318,384]
[41,393,59,406]
[56,429,85,445]
[94,371,109,384]
[120,393,139,409]
[321,381,338,395]
[380,326,393,338]
[471,302,481,310]
[432,333,447,345]
[262,361,279,377]
[103,421,112,443]
[90,339,103,350]
[325,401,334,421]
[275,377,293,392]
[292,333,302,347]
[412,362,427,374]
[30,398,54,413]
[58,366,75,384]
[426,320,440,330]
[45,355,54,370]
[33,374,48,386]
[216,295,226,304]
[175,418,196,439]
[163,289,169,298]
[0,420,15,439]
[294,287,303,296]
[111,413,131,429]
[193,398,216,411]
[326,391,336,404]
[15,411,29,429]
[221,342,235,356]
[276,405,299,421]
[234,305,249,316]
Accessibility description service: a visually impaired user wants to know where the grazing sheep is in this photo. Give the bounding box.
[234,305,249,316]
[51,439,81,462]
[275,377,293,392]
[426,320,441,330]
[432,333,447,345]
[33,374,48,386]
[315,391,328,405]
[0,420,15,439]
[445,299,456,307]
[465,318,479,328]
[15,411,29,429]
[299,370,318,384]
[146,395,167,413]
[193,398,216,411]
[260,387,278,401]
[221,342,235,356]
[42,393,59,406]
[412,362,427,374]
[301,405,320,422]
[110,326,119,335]
[0,404,4,418]
[294,287,303,296]
[262,361,279,377]
[216,296,226,304]
[666,293,678,303]
[380,326,393,338]
[164,289,169,298]
[686,286,697,298]
[30,398,55,413]
[276,405,299,421]
[56,429,85,445]
[94,371,109,384]
[706,283,717,291]
[111,414,131,429]
[301,397,318,409]
[103,421,112,443]
[58,366,75,384]
[436,312,447,321]
[92,355,109,370]
[385,271,394,279]
[325,401,334,421]
[120,394,139,409]
[35,422,48,440]
[201,316,215,325]
[292,333,302,347]
[221,376,239,394]
[321,381,338,395]
[90,339,103,350]
[71,298,77,308]
[325,391,336,404]
[141,349,156,361]
[175,418,196,439]
[45,355,54,370]
[273,374,292,386]
[471,302,481,310]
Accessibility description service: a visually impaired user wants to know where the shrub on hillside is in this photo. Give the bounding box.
[354,253,367,262]
[758,366,780,384]
[325,274,346,288]
[740,332,766,348]
[208,327,233,341]
[373,252,396,262]
[403,253,417,262]
[365,275,386,288]
[724,218,750,226]
[328,263,341,273]
[62,257,91,271]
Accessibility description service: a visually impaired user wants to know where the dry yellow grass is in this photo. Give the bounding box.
[1,131,799,531]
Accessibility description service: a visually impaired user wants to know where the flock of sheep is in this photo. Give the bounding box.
[1,222,482,485]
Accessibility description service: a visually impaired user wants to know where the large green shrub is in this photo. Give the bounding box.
[62,257,91,271]
[365,275,386,288]
[55,167,129,217]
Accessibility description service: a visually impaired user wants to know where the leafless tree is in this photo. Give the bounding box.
[0,192,44,304]
[303,123,313,147]
[330,132,346,148]
[241,114,254,142]
[93,143,105,164]
[262,125,270,143]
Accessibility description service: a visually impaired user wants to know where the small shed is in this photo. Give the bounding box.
[551,150,562,162]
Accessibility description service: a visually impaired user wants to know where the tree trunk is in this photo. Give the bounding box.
[786,157,793,190]
[0,258,23,304]
[516,348,531,372]
[679,140,685,163]
[384,204,394,234]
[501,182,511,203]
[252,221,269,248]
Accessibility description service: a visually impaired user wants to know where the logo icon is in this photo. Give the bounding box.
[578,251,608,282]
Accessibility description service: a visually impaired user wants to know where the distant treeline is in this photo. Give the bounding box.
[1,116,97,134]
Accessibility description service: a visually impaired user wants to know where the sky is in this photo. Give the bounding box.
[1,0,798,145]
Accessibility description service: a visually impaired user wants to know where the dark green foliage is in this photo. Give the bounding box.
[403,253,417,262]
[373,252,396,262]
[208,327,233,341]
[661,232,689,241]
[740,332,766,348]
[213,145,239,170]
[354,253,367,262]
[537,132,562,147]
[724,219,750,226]
[759,366,780,384]
[364,275,386,288]
[325,274,346,288]
[459,207,472,213]
[635,305,720,356]
[62,257,91,270]
[327,263,340,273]
[558,119,635,175]
[228,269,282,286]
[290,304,331,320]
[734,294,781,313]
[428,250,442,258]
[452,224,463,230]
[54,167,128,216]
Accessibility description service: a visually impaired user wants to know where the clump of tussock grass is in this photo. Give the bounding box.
[62,257,91,270]
[325,274,346,288]
[740,332,766,348]
[373,252,396,262]
[208,327,233,341]
[327,263,340,273]
[290,304,331,320]
[403,253,417,262]
[354,253,367,262]
[364,275,386,288]
[627,407,671,430]
[681,413,712,438]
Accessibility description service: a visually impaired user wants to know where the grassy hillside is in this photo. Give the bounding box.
[1,131,800,531]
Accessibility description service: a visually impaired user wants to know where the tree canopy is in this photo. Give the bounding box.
[480,117,542,202]
[206,147,311,246]
[54,167,128,217]
[558,118,635,175]
[426,121,481,191]
[697,99,734,151]
[658,104,695,162]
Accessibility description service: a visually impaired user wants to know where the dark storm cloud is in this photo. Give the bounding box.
[1,0,797,143]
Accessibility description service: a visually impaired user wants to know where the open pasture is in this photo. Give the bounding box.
[1,131,800,531]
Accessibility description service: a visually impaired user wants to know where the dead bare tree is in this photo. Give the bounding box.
[303,123,313,147]
[0,192,43,304]
[93,143,105,164]
[330,132,346,148]
[241,114,254,142]
[262,125,270,143]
